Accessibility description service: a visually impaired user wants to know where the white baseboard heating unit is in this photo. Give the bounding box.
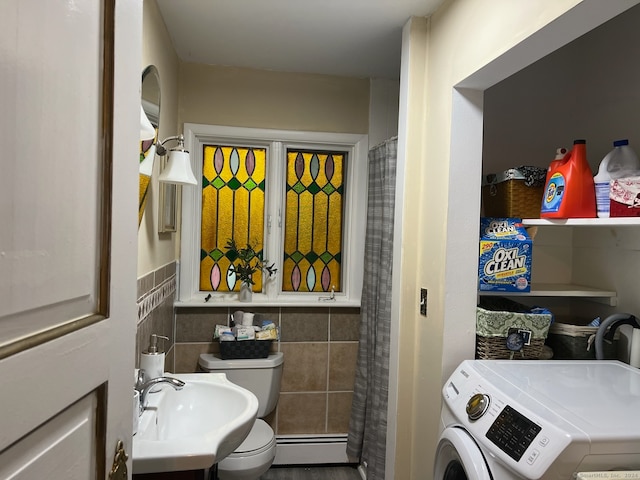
[273,434,351,465]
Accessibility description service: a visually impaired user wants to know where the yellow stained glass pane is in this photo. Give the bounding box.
[200,144,266,292]
[283,149,344,292]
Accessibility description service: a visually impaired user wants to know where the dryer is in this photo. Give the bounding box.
[435,360,640,479]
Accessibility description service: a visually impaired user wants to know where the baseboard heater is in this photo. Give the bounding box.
[274,434,351,465]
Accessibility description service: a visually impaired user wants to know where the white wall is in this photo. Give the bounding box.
[138,0,181,277]
[393,1,640,478]
[369,78,400,147]
[483,5,640,330]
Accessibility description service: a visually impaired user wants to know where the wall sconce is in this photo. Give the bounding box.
[156,134,197,186]
[139,106,156,177]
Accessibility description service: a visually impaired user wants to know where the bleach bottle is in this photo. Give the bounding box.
[593,139,640,218]
[541,139,596,218]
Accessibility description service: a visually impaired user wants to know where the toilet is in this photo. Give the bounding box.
[198,352,283,480]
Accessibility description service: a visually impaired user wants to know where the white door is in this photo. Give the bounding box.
[0,0,141,478]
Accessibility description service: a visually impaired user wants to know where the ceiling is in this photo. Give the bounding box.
[155,0,445,80]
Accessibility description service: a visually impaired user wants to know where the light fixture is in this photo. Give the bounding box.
[140,105,156,141]
[156,134,197,185]
[139,106,157,177]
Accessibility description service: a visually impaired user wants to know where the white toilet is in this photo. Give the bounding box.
[198,352,284,480]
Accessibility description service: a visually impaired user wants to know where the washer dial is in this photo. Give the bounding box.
[466,393,490,421]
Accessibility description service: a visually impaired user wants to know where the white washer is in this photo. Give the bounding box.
[435,360,640,479]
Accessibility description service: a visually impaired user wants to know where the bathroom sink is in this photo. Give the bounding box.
[132,372,259,474]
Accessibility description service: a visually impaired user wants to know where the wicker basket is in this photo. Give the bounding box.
[476,297,553,360]
[545,321,619,360]
[482,167,547,219]
[219,340,273,360]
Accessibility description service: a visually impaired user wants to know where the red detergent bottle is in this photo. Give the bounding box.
[541,139,596,218]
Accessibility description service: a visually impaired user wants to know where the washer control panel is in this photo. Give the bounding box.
[442,361,573,479]
[486,404,542,461]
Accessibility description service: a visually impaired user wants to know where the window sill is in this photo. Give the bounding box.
[174,298,361,308]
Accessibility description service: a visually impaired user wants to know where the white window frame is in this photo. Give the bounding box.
[178,123,368,307]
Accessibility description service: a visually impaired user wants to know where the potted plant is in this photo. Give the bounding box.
[225,239,277,301]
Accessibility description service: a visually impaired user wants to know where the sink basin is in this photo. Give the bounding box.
[132,372,258,474]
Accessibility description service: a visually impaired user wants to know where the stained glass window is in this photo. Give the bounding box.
[283,149,344,292]
[200,145,266,292]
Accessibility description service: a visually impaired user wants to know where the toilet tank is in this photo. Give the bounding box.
[199,352,283,417]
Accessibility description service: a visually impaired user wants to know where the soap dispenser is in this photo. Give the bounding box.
[140,334,168,386]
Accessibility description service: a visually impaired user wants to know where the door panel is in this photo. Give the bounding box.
[0,0,141,476]
[0,391,102,479]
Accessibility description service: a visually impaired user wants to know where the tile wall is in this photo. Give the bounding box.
[173,306,361,437]
[136,261,177,372]
[135,267,361,439]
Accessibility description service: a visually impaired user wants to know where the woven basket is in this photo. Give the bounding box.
[482,168,547,219]
[476,297,552,360]
[219,340,273,360]
[545,321,618,360]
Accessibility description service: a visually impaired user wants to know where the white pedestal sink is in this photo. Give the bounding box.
[132,372,258,474]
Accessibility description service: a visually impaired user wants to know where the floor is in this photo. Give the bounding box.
[261,465,362,480]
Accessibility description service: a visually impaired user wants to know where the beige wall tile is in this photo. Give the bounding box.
[280,343,328,392]
[330,308,361,341]
[281,308,329,342]
[329,342,358,391]
[176,307,227,342]
[174,342,215,373]
[277,393,327,434]
[328,392,353,433]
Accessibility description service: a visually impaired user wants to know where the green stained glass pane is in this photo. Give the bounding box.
[307,182,321,195]
[322,184,336,195]
[200,144,266,292]
[211,177,226,189]
[210,249,225,261]
[244,178,258,191]
[319,251,334,264]
[290,251,304,263]
[227,177,242,190]
[283,149,345,292]
[292,181,306,194]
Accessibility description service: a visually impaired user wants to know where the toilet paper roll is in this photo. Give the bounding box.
[242,312,255,326]
[629,328,640,368]
[233,310,244,326]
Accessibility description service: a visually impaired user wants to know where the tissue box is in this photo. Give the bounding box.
[219,340,273,360]
[478,218,532,293]
[610,176,640,217]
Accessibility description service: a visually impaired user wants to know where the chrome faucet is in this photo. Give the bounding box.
[135,375,186,415]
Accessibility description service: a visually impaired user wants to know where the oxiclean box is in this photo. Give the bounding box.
[478,218,532,293]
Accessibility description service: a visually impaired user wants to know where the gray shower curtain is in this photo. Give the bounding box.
[346,137,397,480]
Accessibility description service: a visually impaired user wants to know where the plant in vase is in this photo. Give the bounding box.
[225,239,277,301]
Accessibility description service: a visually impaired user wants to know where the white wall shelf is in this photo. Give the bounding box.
[479,283,617,306]
[522,218,640,227]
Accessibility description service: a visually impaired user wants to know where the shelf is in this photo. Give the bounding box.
[522,218,640,227]
[479,283,617,306]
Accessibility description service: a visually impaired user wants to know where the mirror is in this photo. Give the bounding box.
[139,65,160,228]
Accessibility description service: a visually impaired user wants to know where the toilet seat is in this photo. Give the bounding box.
[218,420,276,479]
[227,419,275,457]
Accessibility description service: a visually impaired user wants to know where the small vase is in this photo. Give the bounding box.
[239,283,253,302]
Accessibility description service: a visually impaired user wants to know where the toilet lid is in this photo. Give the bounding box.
[235,419,274,454]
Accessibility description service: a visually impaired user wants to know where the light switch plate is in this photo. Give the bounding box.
[420,288,427,316]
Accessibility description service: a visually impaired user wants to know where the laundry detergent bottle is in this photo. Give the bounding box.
[593,139,640,218]
[541,139,596,218]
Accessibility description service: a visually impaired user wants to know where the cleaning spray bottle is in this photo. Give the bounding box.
[593,139,640,218]
[541,139,596,218]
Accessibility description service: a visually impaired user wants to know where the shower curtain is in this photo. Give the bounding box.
[347,137,397,480]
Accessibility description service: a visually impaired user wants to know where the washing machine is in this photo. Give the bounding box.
[435,360,640,479]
